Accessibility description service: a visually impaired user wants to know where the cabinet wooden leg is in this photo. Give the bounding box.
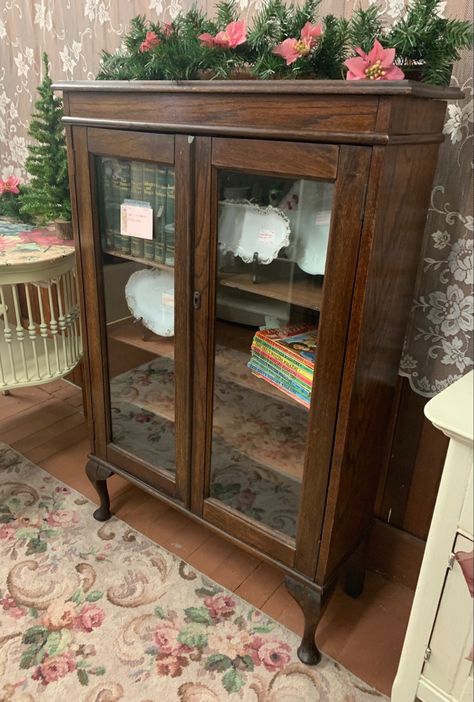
[343,539,367,599]
[284,576,323,665]
[85,459,113,522]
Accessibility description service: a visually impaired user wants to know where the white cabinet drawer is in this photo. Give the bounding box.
[422,533,473,700]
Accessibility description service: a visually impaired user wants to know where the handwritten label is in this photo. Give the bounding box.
[258,229,275,243]
[121,203,153,239]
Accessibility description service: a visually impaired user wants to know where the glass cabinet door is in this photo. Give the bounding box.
[195,138,370,571]
[96,156,176,470]
[209,172,333,540]
[82,129,190,499]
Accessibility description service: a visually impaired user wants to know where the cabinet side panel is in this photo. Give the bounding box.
[70,126,110,457]
[316,142,442,582]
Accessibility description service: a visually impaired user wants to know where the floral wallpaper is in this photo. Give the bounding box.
[0,0,472,397]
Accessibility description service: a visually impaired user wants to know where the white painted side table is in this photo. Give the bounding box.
[0,225,82,390]
[392,371,473,702]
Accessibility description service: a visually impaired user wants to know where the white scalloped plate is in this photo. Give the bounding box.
[125,268,174,337]
[218,200,291,265]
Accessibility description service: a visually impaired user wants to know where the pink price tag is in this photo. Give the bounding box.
[121,204,153,239]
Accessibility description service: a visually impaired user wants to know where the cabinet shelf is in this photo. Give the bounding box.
[107,316,307,410]
[103,248,174,272]
[219,272,323,311]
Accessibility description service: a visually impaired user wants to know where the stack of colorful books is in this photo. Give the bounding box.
[248,324,317,408]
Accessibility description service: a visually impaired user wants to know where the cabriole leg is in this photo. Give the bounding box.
[86,458,113,521]
[284,576,323,665]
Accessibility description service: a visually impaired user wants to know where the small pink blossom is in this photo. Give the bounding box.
[154,621,186,655]
[273,22,322,65]
[139,31,160,53]
[204,593,235,620]
[199,20,246,49]
[162,23,174,36]
[345,39,405,81]
[32,652,76,685]
[0,524,16,540]
[156,652,189,677]
[74,603,105,632]
[42,599,77,630]
[46,509,79,528]
[0,176,20,195]
[249,636,292,671]
[0,594,27,620]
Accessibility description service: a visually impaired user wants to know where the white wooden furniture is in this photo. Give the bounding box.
[0,231,81,390]
[392,371,473,702]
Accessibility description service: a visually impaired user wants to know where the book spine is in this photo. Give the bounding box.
[164,169,175,265]
[155,166,168,263]
[252,338,314,377]
[142,162,156,261]
[116,160,132,254]
[97,158,113,251]
[250,345,313,386]
[248,364,311,409]
[130,161,145,258]
[248,357,311,397]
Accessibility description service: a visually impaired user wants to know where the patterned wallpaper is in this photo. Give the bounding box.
[0,0,472,397]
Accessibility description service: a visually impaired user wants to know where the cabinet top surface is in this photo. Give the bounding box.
[53,79,462,101]
[425,371,474,444]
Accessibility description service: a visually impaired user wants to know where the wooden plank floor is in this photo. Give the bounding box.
[0,380,413,696]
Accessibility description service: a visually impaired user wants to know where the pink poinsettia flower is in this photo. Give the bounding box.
[345,39,405,81]
[198,32,216,48]
[0,176,20,195]
[214,20,246,48]
[273,22,323,66]
[199,20,246,49]
[139,31,160,53]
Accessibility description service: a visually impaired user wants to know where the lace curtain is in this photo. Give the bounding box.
[0,0,472,397]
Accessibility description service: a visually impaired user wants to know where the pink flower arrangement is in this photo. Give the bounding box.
[248,636,292,671]
[32,652,76,685]
[273,22,323,66]
[0,176,20,195]
[204,593,236,620]
[140,31,160,53]
[344,40,405,81]
[199,20,247,49]
[73,603,105,633]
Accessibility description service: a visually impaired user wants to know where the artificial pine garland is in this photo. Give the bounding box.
[19,54,71,224]
[97,0,472,85]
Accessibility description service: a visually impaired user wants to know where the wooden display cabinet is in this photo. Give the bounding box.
[57,79,459,664]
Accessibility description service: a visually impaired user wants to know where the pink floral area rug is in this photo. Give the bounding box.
[0,443,386,702]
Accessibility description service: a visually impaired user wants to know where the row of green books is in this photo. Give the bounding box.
[248,323,317,408]
[97,158,175,265]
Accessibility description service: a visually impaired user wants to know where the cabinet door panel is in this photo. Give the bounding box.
[192,137,371,574]
[74,128,191,502]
